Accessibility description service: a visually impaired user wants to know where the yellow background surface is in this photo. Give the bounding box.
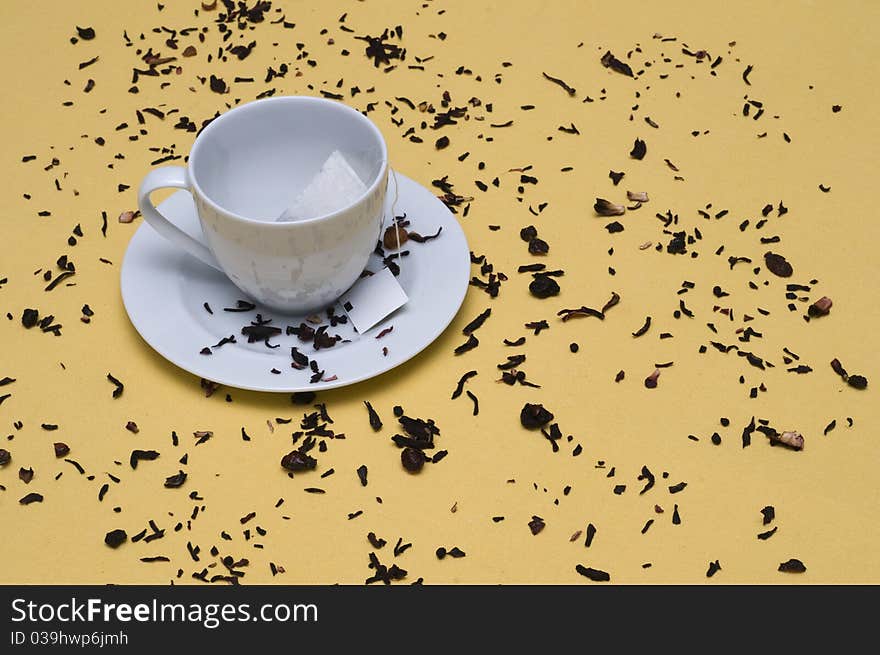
[1,0,878,584]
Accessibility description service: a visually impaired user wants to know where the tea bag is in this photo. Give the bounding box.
[277,150,367,221]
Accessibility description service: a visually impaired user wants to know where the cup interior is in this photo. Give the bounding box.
[189,97,386,222]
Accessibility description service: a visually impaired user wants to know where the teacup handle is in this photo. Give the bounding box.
[137,166,222,271]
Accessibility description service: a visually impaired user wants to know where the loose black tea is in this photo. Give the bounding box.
[281,449,317,472]
[454,334,479,354]
[808,296,832,317]
[630,138,647,160]
[451,370,478,399]
[594,198,625,216]
[401,447,425,473]
[364,401,382,431]
[76,26,96,40]
[462,308,491,335]
[757,527,778,540]
[528,238,550,255]
[600,50,634,77]
[22,308,39,328]
[584,523,597,548]
[164,470,187,488]
[542,72,576,96]
[575,565,610,582]
[528,515,545,535]
[847,375,868,390]
[520,403,553,429]
[764,252,793,277]
[778,558,806,573]
[632,316,651,337]
[129,449,160,469]
[529,275,560,298]
[104,529,127,548]
[465,390,479,415]
[107,373,124,398]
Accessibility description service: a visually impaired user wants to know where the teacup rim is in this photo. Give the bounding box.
[188,95,388,227]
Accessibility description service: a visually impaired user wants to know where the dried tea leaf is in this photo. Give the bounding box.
[808,296,832,317]
[520,403,553,429]
[401,447,425,472]
[462,308,491,335]
[778,558,806,573]
[209,74,227,93]
[585,523,597,548]
[632,316,651,337]
[22,308,39,329]
[164,470,187,488]
[757,526,778,540]
[575,564,610,582]
[364,401,382,431]
[529,275,560,298]
[630,138,647,160]
[706,560,722,578]
[454,334,479,355]
[594,198,625,216]
[281,450,317,471]
[600,50,634,77]
[451,370,478,400]
[104,529,127,548]
[847,375,868,390]
[772,431,804,450]
[601,292,620,314]
[542,72,576,96]
[764,252,793,277]
[528,515,545,535]
[129,450,160,469]
[107,373,124,398]
[528,237,550,255]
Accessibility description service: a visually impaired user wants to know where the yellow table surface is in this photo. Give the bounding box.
[1,0,878,585]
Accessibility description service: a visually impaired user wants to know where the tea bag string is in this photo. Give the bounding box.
[388,167,404,282]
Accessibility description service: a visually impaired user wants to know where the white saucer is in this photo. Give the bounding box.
[120,173,470,392]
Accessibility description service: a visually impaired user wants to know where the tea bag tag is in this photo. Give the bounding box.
[339,267,408,334]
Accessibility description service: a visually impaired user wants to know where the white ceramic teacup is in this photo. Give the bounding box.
[137,96,388,314]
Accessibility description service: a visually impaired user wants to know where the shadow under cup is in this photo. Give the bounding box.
[188,96,388,315]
